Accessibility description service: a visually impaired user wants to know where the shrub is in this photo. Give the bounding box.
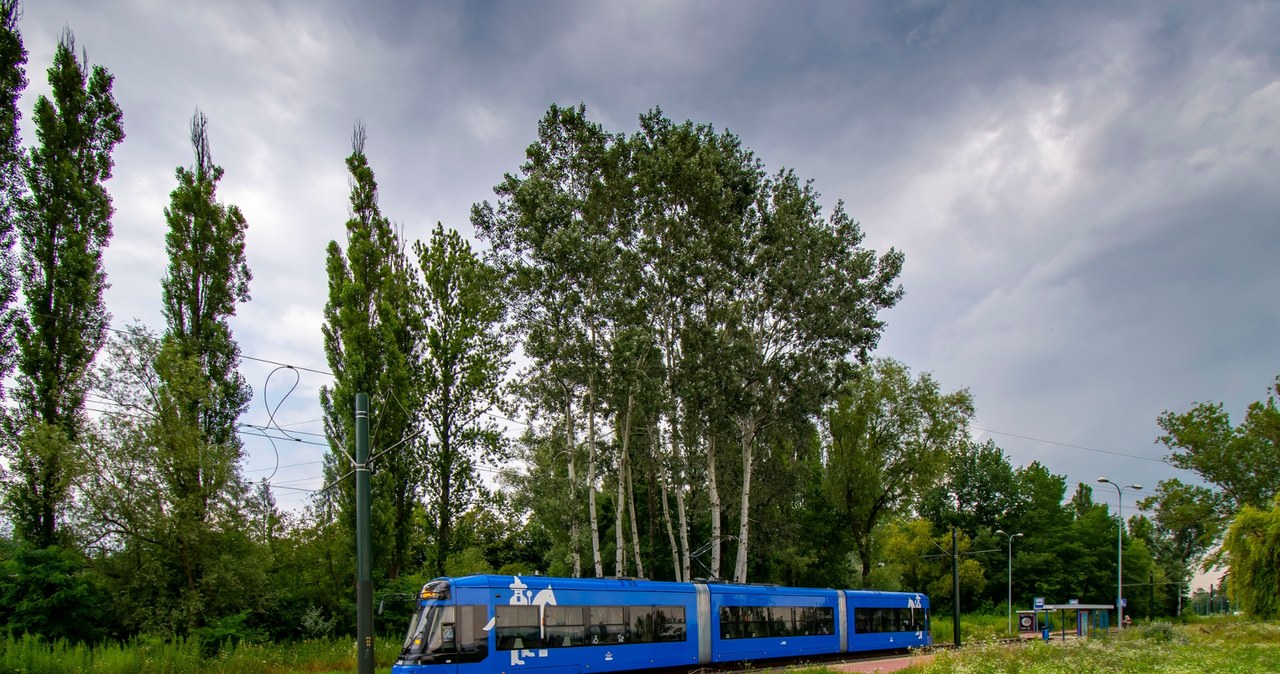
[1133,621,1187,644]
[301,604,337,640]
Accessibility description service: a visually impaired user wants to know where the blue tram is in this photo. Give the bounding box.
[392,575,930,674]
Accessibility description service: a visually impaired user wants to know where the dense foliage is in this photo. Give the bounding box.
[1223,496,1280,619]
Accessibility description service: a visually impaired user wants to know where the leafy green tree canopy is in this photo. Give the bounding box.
[1138,478,1223,575]
[0,543,110,643]
[8,29,123,548]
[413,223,510,576]
[1157,376,1280,511]
[824,358,974,585]
[920,439,1017,535]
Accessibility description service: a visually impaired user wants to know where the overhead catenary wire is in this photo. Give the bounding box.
[240,353,333,377]
[974,427,1169,465]
[276,417,325,428]
[243,459,325,474]
[244,421,327,437]
[239,423,329,441]
[238,428,328,447]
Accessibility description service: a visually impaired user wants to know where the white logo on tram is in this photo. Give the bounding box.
[507,576,558,666]
[909,594,924,640]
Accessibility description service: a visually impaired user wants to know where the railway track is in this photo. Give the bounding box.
[682,646,950,674]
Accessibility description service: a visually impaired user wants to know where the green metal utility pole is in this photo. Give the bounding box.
[356,393,373,674]
[952,528,961,647]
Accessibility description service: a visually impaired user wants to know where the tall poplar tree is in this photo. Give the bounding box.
[155,109,252,593]
[9,30,122,548]
[320,123,420,580]
[161,110,251,449]
[0,0,25,405]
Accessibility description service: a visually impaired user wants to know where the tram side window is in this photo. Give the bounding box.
[589,606,628,644]
[854,607,923,634]
[898,608,920,632]
[769,607,795,637]
[493,604,693,650]
[720,606,742,639]
[722,605,832,639]
[742,606,769,638]
[456,606,490,661]
[795,608,814,636]
[817,607,835,634]
[855,608,886,633]
[544,606,587,648]
[795,607,834,635]
[656,606,687,642]
[633,606,687,643]
[854,608,869,634]
[495,605,540,650]
[719,606,764,639]
[436,606,458,652]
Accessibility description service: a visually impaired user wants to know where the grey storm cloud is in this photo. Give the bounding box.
[14,0,1280,543]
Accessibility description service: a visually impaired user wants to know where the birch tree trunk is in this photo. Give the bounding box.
[663,329,692,582]
[626,443,646,578]
[654,422,681,581]
[708,433,722,579]
[565,384,581,577]
[732,418,757,583]
[671,405,692,582]
[614,392,635,576]
[587,383,603,577]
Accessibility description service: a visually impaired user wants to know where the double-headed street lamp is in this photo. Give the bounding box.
[1097,477,1141,629]
[995,529,1023,634]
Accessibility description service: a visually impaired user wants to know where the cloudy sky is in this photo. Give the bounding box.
[18,1,1278,585]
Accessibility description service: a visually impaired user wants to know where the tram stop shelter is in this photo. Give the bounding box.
[1017,603,1114,640]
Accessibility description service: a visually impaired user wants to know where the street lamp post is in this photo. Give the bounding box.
[995,529,1023,634]
[1098,477,1141,629]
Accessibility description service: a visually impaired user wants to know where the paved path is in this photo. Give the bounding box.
[824,652,935,673]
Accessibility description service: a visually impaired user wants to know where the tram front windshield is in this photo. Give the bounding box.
[402,602,456,659]
[400,581,456,663]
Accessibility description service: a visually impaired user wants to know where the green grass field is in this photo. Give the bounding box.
[0,634,402,674]
[903,619,1280,674]
[929,611,1014,644]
